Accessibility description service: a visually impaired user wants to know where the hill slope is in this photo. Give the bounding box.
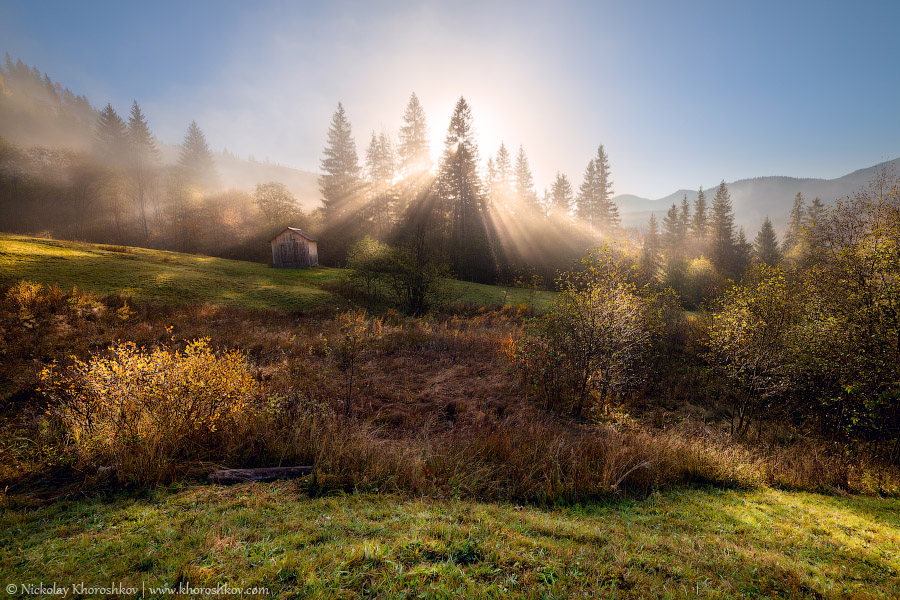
[0,235,553,311]
[0,235,337,311]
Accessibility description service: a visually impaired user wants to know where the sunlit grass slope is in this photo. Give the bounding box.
[1,485,897,598]
[0,234,553,311]
[0,235,336,311]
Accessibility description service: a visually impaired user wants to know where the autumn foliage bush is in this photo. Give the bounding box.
[41,338,259,486]
[512,247,672,418]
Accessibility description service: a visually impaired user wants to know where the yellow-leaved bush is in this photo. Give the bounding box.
[41,338,259,485]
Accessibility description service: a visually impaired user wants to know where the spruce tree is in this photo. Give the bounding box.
[540,187,551,216]
[805,197,824,237]
[576,159,598,230]
[178,120,218,190]
[710,181,738,275]
[398,92,431,176]
[365,130,394,185]
[42,74,59,105]
[94,103,128,166]
[127,101,160,238]
[485,155,497,205]
[784,192,806,252]
[364,131,396,234]
[494,142,512,184]
[437,97,494,282]
[691,186,708,239]
[491,142,514,212]
[514,145,539,212]
[127,102,159,163]
[662,203,681,255]
[319,102,361,225]
[679,194,691,235]
[641,214,661,273]
[550,172,574,218]
[594,145,619,233]
[753,217,781,266]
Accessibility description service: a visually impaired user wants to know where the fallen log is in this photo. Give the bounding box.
[208,466,313,485]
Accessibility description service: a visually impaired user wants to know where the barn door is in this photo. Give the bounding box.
[300,241,309,266]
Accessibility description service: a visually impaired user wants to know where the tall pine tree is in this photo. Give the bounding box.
[94,103,128,167]
[804,196,824,243]
[513,145,540,213]
[753,216,781,266]
[492,142,513,212]
[710,181,738,275]
[576,159,599,230]
[127,101,160,238]
[691,186,708,240]
[641,214,661,273]
[437,97,495,282]
[364,130,397,235]
[679,194,691,236]
[593,145,619,233]
[662,202,683,256]
[398,92,431,176]
[783,192,806,252]
[319,102,361,225]
[178,120,218,191]
[550,172,574,218]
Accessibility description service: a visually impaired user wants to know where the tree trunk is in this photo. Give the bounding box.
[208,466,313,485]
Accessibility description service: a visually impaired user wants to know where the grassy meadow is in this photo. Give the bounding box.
[0,234,554,312]
[2,234,900,599]
[2,485,899,598]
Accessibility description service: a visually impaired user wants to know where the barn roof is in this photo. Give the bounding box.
[272,227,319,243]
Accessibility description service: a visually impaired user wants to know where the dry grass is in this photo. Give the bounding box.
[1,279,898,505]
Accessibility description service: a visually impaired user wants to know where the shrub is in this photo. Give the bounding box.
[346,238,449,315]
[41,338,259,485]
[664,256,723,309]
[513,247,660,417]
[5,280,65,321]
[706,266,801,436]
[346,236,391,296]
[334,309,381,415]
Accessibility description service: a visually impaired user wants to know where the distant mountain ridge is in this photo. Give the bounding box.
[614,158,900,233]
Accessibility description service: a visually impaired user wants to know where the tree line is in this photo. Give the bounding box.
[512,168,900,462]
[316,94,622,285]
[0,56,311,260]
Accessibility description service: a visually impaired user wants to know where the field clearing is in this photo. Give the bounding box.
[0,235,554,312]
[1,484,898,598]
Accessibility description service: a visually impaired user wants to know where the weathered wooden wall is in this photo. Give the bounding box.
[271,230,318,268]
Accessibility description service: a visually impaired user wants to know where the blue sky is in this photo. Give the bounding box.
[1,0,898,198]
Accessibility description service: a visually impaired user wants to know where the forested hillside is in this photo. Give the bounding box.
[616,157,900,231]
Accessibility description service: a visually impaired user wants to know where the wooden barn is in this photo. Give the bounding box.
[270,227,319,268]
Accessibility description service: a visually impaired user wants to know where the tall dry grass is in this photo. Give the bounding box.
[40,339,262,486]
[3,279,898,500]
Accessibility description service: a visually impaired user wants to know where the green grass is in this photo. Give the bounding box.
[443,278,554,311]
[0,235,338,311]
[0,235,554,312]
[1,485,897,598]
